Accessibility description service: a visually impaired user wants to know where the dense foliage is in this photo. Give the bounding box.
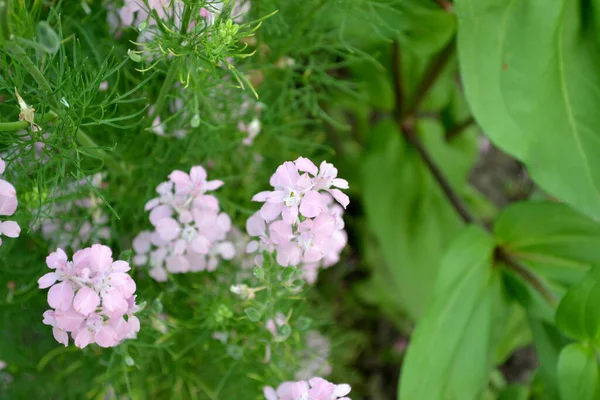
[1,1,600,399]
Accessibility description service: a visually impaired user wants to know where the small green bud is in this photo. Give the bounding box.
[253,266,265,280]
[119,249,133,263]
[277,324,292,340]
[190,114,200,128]
[36,21,60,54]
[138,20,148,32]
[124,356,135,366]
[128,49,143,63]
[152,298,163,313]
[245,307,261,322]
[214,304,233,323]
[227,344,244,360]
[137,301,147,312]
[280,267,296,282]
[296,317,312,331]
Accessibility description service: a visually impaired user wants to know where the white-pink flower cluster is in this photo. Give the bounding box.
[116,0,183,29]
[0,158,20,246]
[38,245,140,348]
[246,158,348,280]
[133,165,235,281]
[264,377,351,400]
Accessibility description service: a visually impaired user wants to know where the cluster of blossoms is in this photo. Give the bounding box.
[133,165,235,281]
[237,98,264,146]
[36,173,111,251]
[38,245,140,348]
[246,158,349,281]
[0,158,20,247]
[111,0,249,42]
[264,378,351,400]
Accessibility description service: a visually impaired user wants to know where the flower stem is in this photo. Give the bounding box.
[5,41,54,97]
[151,62,179,120]
[76,128,126,174]
[0,111,58,131]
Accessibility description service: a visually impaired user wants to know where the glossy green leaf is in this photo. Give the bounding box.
[556,266,600,342]
[360,119,477,319]
[557,343,599,400]
[399,226,498,400]
[495,201,600,287]
[457,0,600,219]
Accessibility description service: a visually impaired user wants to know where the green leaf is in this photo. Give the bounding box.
[399,226,498,400]
[529,318,570,400]
[557,343,599,400]
[360,119,477,319]
[495,201,600,287]
[457,0,600,219]
[556,266,600,342]
[454,0,525,160]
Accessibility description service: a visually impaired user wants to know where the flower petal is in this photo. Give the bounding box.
[38,272,58,289]
[294,157,318,175]
[47,281,75,311]
[73,286,101,315]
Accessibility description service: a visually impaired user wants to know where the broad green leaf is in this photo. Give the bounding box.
[495,201,600,287]
[529,318,570,400]
[556,266,600,342]
[500,0,600,219]
[454,0,525,159]
[361,119,477,319]
[557,343,599,400]
[457,0,600,219]
[399,226,498,400]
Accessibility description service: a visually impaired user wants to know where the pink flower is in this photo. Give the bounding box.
[133,165,235,281]
[38,245,141,348]
[0,157,20,247]
[264,377,351,400]
[247,159,349,281]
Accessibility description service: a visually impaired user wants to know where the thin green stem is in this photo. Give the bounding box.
[76,128,125,174]
[180,3,193,35]
[5,42,53,95]
[0,0,10,41]
[151,62,179,120]
[400,37,456,121]
[0,111,58,131]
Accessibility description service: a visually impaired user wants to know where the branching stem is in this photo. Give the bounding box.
[391,39,556,305]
